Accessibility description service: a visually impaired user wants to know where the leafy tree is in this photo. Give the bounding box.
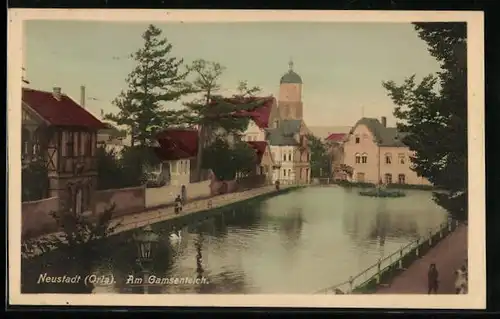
[104,24,193,147]
[96,147,127,190]
[307,134,332,178]
[202,138,257,181]
[178,61,265,180]
[119,145,161,185]
[183,59,226,181]
[382,22,467,221]
[22,157,49,201]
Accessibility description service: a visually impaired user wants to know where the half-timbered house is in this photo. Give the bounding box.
[22,87,105,214]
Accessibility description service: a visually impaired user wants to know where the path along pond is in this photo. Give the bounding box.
[22,186,448,294]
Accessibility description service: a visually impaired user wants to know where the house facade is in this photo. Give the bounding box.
[22,87,105,213]
[97,122,127,157]
[246,141,274,184]
[268,119,311,184]
[342,117,431,186]
[325,132,349,181]
[154,129,199,186]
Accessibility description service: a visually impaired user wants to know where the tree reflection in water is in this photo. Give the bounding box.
[278,207,304,250]
[343,198,421,249]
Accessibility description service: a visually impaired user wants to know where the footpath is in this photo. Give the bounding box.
[375,224,468,294]
[109,184,290,234]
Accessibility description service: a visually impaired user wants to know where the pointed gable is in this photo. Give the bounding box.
[22,88,105,129]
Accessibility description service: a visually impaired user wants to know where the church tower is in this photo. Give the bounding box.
[278,60,303,120]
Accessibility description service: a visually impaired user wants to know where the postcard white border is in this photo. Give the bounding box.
[7,9,485,309]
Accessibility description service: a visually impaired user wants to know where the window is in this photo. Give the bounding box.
[384,173,393,184]
[23,140,29,156]
[172,161,178,173]
[283,169,287,177]
[84,132,92,156]
[355,136,360,144]
[398,153,405,164]
[385,153,392,164]
[356,172,365,182]
[32,143,40,156]
[355,153,361,164]
[288,153,292,161]
[361,153,368,164]
[283,154,287,161]
[288,169,292,178]
[398,174,406,184]
[66,132,74,157]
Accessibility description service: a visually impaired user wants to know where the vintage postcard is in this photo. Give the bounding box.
[8,9,485,309]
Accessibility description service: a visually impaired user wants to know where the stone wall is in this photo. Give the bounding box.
[94,185,146,218]
[21,197,59,238]
[145,180,211,208]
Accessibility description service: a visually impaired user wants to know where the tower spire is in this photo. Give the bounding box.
[288,58,294,71]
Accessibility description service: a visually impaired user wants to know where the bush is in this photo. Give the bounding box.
[22,158,49,201]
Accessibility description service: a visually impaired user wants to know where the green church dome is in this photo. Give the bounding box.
[280,60,302,84]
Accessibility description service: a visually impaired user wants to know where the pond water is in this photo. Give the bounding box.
[22,186,448,294]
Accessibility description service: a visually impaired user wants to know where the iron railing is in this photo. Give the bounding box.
[314,219,460,294]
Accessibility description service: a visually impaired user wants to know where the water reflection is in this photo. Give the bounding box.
[22,187,448,294]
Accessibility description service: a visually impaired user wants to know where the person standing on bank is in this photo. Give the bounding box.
[455,266,467,294]
[174,194,183,214]
[427,263,439,294]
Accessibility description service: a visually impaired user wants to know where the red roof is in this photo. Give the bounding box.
[246,141,268,163]
[155,129,199,161]
[22,88,105,129]
[211,96,275,129]
[326,133,346,142]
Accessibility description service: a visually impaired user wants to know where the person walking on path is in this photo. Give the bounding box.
[427,263,439,294]
[455,265,468,294]
[374,224,467,294]
[174,195,183,215]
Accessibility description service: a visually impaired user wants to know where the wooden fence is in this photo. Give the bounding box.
[314,219,461,294]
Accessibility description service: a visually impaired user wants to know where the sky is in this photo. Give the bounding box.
[23,20,441,127]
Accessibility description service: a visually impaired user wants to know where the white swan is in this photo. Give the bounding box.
[169,230,182,243]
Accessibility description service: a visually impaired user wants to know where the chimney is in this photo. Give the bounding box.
[52,87,62,101]
[381,116,387,128]
[80,85,86,108]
